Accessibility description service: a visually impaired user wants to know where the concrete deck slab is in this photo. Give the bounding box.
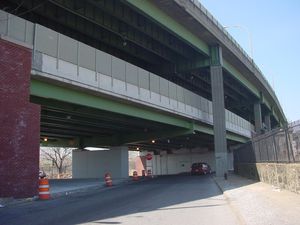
[214,174,300,225]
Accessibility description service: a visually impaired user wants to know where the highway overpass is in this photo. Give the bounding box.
[0,0,285,198]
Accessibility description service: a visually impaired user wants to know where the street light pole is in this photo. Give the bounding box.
[223,25,253,59]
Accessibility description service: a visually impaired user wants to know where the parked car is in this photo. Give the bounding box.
[191,162,212,175]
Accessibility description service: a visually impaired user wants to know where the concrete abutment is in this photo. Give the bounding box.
[72,146,129,179]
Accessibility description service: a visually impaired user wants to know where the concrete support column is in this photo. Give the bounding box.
[210,46,228,177]
[0,39,41,198]
[264,113,271,131]
[254,101,263,134]
[72,146,129,179]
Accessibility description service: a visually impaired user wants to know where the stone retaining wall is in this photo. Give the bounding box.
[235,163,300,194]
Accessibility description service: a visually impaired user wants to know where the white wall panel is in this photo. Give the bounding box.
[139,88,151,102]
[126,83,139,99]
[58,60,78,81]
[78,67,97,87]
[99,73,112,91]
[112,79,126,95]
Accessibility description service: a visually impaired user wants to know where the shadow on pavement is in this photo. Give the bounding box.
[0,174,257,225]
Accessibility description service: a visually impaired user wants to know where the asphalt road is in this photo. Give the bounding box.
[0,175,241,225]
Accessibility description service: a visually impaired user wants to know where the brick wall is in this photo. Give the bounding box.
[0,39,40,198]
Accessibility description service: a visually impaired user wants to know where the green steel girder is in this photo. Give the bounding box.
[226,132,248,143]
[47,0,177,62]
[124,0,284,125]
[176,58,210,73]
[210,46,222,66]
[30,79,192,129]
[40,109,143,132]
[82,135,120,147]
[31,79,249,144]
[31,0,195,64]
[28,1,165,66]
[83,127,194,146]
[40,138,80,147]
[85,0,198,60]
[120,128,194,144]
[124,0,209,55]
[35,98,163,131]
[174,72,212,99]
[224,60,282,123]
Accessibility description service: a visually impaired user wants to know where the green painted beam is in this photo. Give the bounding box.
[125,1,285,126]
[120,128,193,144]
[31,79,250,144]
[176,58,210,73]
[83,135,120,147]
[193,123,249,143]
[226,132,249,143]
[193,123,213,135]
[223,60,259,98]
[83,128,193,146]
[40,138,80,148]
[125,0,209,56]
[30,79,192,129]
[224,60,283,124]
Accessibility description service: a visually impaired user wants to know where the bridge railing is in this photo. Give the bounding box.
[234,120,300,163]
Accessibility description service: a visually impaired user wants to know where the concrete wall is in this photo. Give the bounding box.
[72,147,128,179]
[235,163,300,194]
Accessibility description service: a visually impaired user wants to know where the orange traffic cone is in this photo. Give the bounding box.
[39,178,50,200]
[132,171,139,181]
[104,173,113,187]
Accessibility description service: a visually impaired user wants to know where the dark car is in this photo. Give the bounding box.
[191,162,212,175]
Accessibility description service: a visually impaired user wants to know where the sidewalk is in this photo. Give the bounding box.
[214,174,300,225]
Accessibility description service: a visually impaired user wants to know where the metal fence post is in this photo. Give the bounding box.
[272,134,278,163]
[284,127,291,163]
[287,127,296,163]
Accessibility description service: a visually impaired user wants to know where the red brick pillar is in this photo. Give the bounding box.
[0,39,41,198]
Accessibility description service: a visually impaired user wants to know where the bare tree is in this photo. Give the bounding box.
[41,147,72,178]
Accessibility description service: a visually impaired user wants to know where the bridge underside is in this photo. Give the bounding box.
[0,0,284,198]
[31,81,243,151]
[0,0,279,126]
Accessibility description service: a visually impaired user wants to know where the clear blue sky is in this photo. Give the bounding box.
[200,0,300,122]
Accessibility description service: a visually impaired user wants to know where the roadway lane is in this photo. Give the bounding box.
[0,175,241,225]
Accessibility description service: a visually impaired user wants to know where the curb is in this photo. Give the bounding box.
[0,176,154,207]
[212,176,247,225]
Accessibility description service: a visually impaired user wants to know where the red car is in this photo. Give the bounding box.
[191,163,212,175]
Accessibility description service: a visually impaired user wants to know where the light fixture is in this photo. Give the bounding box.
[151,140,155,144]
[136,147,140,151]
[43,137,48,142]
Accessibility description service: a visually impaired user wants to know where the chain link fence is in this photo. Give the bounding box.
[234,120,300,163]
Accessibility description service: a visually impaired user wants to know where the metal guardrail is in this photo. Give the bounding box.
[188,0,281,114]
[234,120,300,163]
